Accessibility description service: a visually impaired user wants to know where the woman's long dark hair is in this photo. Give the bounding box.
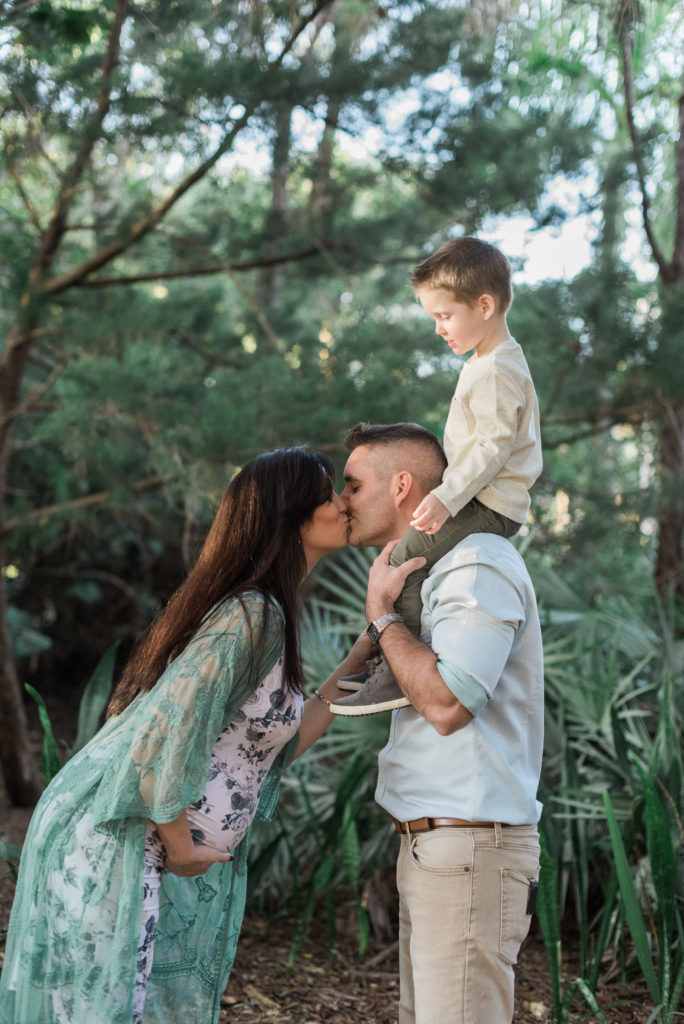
[106,447,334,717]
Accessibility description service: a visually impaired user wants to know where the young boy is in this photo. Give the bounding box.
[331,236,542,716]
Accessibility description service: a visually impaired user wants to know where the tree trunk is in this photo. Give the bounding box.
[654,407,684,600]
[0,321,44,805]
[260,101,293,312]
[620,33,684,603]
[0,567,42,804]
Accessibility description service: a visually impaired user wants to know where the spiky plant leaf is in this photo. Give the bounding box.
[603,792,660,1004]
[25,684,61,784]
[72,641,118,754]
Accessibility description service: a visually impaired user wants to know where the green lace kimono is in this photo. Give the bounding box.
[0,593,298,1024]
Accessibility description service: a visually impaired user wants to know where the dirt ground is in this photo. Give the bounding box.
[221,911,653,1024]
[0,798,654,1024]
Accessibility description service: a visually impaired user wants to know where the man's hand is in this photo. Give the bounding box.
[366,541,426,621]
[410,493,450,534]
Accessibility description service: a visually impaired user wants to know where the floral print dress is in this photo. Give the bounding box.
[135,652,301,1021]
[0,594,299,1024]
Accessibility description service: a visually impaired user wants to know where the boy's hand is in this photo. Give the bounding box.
[410,494,450,534]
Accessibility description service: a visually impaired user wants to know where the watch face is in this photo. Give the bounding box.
[366,623,380,644]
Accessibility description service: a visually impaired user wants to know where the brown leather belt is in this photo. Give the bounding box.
[393,816,509,834]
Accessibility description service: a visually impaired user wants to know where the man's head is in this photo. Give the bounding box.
[409,236,512,313]
[342,423,447,547]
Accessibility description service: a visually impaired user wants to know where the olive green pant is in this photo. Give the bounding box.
[390,498,520,636]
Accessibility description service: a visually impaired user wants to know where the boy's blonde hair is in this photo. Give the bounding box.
[410,236,512,311]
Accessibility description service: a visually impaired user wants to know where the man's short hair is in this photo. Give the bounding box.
[409,236,512,312]
[344,422,447,493]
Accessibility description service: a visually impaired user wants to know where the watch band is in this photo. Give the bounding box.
[367,612,403,644]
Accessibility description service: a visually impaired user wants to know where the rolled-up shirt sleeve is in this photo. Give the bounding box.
[436,661,489,715]
[428,560,525,715]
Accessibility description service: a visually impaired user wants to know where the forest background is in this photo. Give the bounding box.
[1,0,683,1020]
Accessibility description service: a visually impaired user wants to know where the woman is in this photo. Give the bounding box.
[0,447,365,1024]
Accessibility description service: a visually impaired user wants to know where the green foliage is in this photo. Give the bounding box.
[24,641,118,785]
[286,748,371,966]
[72,641,119,755]
[24,684,62,786]
[2,1,684,1004]
[0,841,22,881]
[6,607,52,659]
[603,792,660,1004]
[602,776,684,1024]
[2,0,680,697]
[540,581,684,1022]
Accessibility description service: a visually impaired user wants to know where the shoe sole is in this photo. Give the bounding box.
[337,680,364,692]
[330,696,411,716]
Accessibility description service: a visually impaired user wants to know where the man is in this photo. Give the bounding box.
[334,422,544,1024]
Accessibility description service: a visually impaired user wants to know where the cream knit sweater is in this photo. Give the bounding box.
[432,338,542,524]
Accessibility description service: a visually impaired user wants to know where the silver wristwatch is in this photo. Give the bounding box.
[366,613,403,644]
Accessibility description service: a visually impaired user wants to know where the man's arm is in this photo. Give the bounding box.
[365,544,473,736]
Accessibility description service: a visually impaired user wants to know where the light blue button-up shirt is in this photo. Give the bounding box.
[375,534,544,825]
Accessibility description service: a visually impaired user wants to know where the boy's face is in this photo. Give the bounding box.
[416,287,495,356]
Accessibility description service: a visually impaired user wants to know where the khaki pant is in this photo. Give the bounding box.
[396,824,540,1024]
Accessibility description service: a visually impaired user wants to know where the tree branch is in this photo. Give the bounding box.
[171,331,244,370]
[0,357,69,429]
[8,162,44,236]
[0,474,171,538]
[163,229,293,365]
[39,0,130,273]
[42,0,336,296]
[543,421,621,449]
[543,396,658,448]
[72,246,331,287]
[619,25,674,282]
[30,567,141,603]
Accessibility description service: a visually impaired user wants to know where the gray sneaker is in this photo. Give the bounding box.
[338,652,382,692]
[337,674,366,692]
[331,656,410,716]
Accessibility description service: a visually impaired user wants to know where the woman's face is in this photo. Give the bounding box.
[299,491,349,571]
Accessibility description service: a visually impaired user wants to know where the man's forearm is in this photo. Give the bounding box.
[377,621,473,735]
[365,542,472,735]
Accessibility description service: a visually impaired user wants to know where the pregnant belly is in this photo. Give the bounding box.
[184,785,259,855]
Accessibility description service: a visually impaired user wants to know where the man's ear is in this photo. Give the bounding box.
[478,293,497,320]
[393,470,414,508]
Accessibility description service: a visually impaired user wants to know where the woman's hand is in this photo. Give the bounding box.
[165,847,232,877]
[154,811,232,877]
